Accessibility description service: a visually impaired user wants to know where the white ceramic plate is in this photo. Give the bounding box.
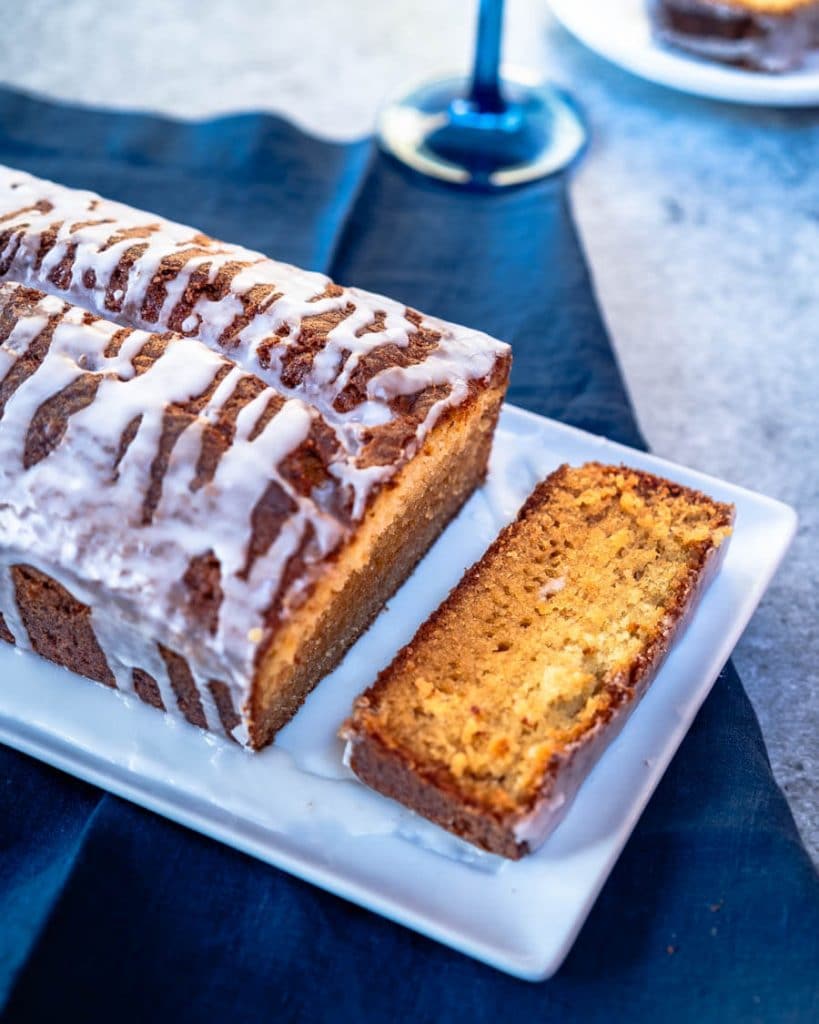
[549,0,819,106]
[0,404,796,980]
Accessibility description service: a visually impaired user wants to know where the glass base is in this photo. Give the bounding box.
[378,74,587,188]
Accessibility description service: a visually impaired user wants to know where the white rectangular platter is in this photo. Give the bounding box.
[0,404,796,980]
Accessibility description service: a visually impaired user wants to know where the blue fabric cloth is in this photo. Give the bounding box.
[0,86,815,1024]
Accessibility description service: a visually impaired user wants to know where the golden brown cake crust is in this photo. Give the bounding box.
[246,359,509,748]
[9,564,113,688]
[3,562,245,733]
[343,463,734,858]
[0,611,14,645]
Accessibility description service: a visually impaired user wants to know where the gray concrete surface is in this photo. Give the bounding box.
[0,0,815,860]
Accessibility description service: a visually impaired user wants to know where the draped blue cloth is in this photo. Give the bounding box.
[0,86,816,1023]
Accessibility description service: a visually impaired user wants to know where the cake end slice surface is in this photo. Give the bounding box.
[342,462,734,858]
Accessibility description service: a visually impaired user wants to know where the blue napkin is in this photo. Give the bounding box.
[0,86,815,1023]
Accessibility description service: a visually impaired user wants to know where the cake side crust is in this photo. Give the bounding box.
[0,562,243,736]
[247,359,509,748]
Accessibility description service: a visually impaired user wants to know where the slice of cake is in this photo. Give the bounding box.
[0,283,507,748]
[342,463,734,858]
[651,0,819,72]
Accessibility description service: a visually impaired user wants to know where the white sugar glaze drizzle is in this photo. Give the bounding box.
[511,790,567,848]
[0,284,360,741]
[0,165,509,467]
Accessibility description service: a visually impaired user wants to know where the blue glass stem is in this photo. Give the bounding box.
[468,0,506,114]
[377,0,586,186]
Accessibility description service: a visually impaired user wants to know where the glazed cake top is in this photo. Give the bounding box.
[0,164,509,509]
[0,282,364,714]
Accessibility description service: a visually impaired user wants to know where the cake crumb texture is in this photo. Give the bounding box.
[345,462,733,855]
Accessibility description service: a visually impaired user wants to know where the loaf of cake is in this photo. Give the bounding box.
[0,165,509,489]
[342,463,734,858]
[0,280,508,748]
[651,0,819,71]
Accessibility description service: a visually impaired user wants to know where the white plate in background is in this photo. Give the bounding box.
[549,0,819,106]
[0,404,796,980]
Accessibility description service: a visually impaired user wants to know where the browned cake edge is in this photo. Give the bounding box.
[341,463,735,859]
[246,358,510,748]
[3,563,243,735]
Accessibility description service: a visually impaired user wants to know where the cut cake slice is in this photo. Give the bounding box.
[342,462,734,858]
